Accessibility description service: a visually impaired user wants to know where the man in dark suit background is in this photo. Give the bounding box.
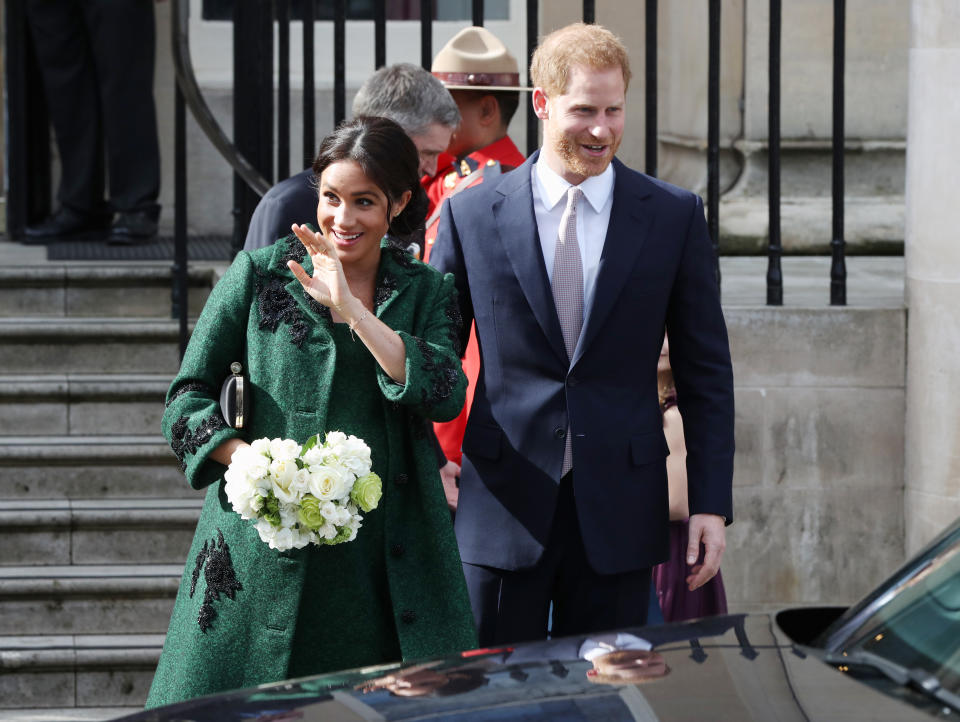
[243,63,460,252]
[430,22,735,646]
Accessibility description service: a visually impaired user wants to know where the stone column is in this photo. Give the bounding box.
[904,1,960,554]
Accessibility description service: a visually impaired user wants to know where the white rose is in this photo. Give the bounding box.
[290,468,311,496]
[270,458,300,503]
[323,431,347,448]
[308,466,351,501]
[277,501,300,528]
[337,435,373,476]
[229,445,270,482]
[317,521,338,541]
[224,474,258,519]
[269,437,301,462]
[301,444,326,468]
[250,437,271,456]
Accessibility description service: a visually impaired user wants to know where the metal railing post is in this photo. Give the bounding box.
[232,0,274,255]
[473,0,484,26]
[374,0,387,69]
[830,0,847,305]
[303,0,316,161]
[707,0,722,293]
[334,0,347,126]
[421,0,433,69]
[525,0,539,156]
[174,84,189,357]
[767,0,783,306]
[583,0,595,24]
[277,0,291,180]
[645,0,658,178]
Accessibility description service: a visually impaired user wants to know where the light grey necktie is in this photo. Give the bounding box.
[551,186,584,475]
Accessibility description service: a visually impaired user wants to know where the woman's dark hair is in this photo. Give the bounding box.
[312,116,429,242]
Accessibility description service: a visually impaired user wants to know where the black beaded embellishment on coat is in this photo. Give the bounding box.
[388,246,416,270]
[255,271,310,348]
[277,233,306,267]
[170,414,229,471]
[166,382,215,408]
[444,295,464,356]
[189,529,243,632]
[302,290,332,320]
[375,273,398,308]
[414,337,459,409]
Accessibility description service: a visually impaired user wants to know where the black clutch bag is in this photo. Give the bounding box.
[220,362,250,429]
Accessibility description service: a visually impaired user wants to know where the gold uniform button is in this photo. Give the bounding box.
[460,160,471,175]
[486,159,496,166]
[444,173,457,189]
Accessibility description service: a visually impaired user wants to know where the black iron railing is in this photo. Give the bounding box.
[830,0,847,306]
[767,0,783,306]
[3,0,853,356]
[707,0,722,292]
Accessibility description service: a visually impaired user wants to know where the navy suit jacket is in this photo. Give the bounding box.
[431,153,735,575]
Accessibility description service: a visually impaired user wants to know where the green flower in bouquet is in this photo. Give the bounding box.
[320,524,356,546]
[350,472,383,513]
[262,491,282,528]
[297,494,326,531]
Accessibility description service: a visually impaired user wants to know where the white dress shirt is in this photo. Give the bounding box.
[532,159,615,317]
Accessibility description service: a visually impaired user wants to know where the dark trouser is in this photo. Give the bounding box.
[462,471,651,647]
[25,0,160,217]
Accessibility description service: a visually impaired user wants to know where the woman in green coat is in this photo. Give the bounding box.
[147,117,477,709]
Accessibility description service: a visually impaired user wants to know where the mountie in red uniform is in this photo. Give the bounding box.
[424,135,526,465]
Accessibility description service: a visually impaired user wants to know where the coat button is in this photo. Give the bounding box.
[554,427,566,439]
[394,473,409,486]
[567,376,579,387]
[391,543,405,558]
[401,609,417,624]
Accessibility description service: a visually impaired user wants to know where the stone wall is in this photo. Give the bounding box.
[724,306,907,609]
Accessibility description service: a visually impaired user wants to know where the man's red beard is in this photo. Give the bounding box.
[549,128,620,179]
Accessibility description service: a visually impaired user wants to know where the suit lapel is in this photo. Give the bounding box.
[572,160,655,367]
[493,154,569,366]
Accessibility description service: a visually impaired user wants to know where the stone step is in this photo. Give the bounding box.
[0,633,162,711]
[0,265,215,319]
[0,709,144,721]
[0,318,189,374]
[0,436,195,499]
[0,565,180,635]
[0,499,203,566]
[0,374,172,436]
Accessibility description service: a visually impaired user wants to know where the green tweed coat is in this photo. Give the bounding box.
[146,236,477,709]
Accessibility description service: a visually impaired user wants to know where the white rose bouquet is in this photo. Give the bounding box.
[223,431,383,551]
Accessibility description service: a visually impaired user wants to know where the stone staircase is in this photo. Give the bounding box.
[0,260,217,720]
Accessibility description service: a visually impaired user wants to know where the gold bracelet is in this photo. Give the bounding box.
[348,310,369,340]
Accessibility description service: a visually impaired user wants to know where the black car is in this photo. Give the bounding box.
[123,518,960,721]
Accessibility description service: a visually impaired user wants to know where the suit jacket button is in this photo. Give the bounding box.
[554,427,566,439]
[567,376,579,387]
[401,609,417,624]
[391,543,405,558]
[394,473,409,486]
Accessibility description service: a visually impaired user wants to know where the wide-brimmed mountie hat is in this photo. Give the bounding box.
[431,26,531,92]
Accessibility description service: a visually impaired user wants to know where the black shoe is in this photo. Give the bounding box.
[108,210,159,245]
[24,207,110,241]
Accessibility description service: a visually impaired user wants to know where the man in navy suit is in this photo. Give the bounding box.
[430,23,735,646]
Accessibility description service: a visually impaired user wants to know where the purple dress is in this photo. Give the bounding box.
[652,392,728,623]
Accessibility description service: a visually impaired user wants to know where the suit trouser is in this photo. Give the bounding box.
[26,0,161,217]
[462,471,651,647]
